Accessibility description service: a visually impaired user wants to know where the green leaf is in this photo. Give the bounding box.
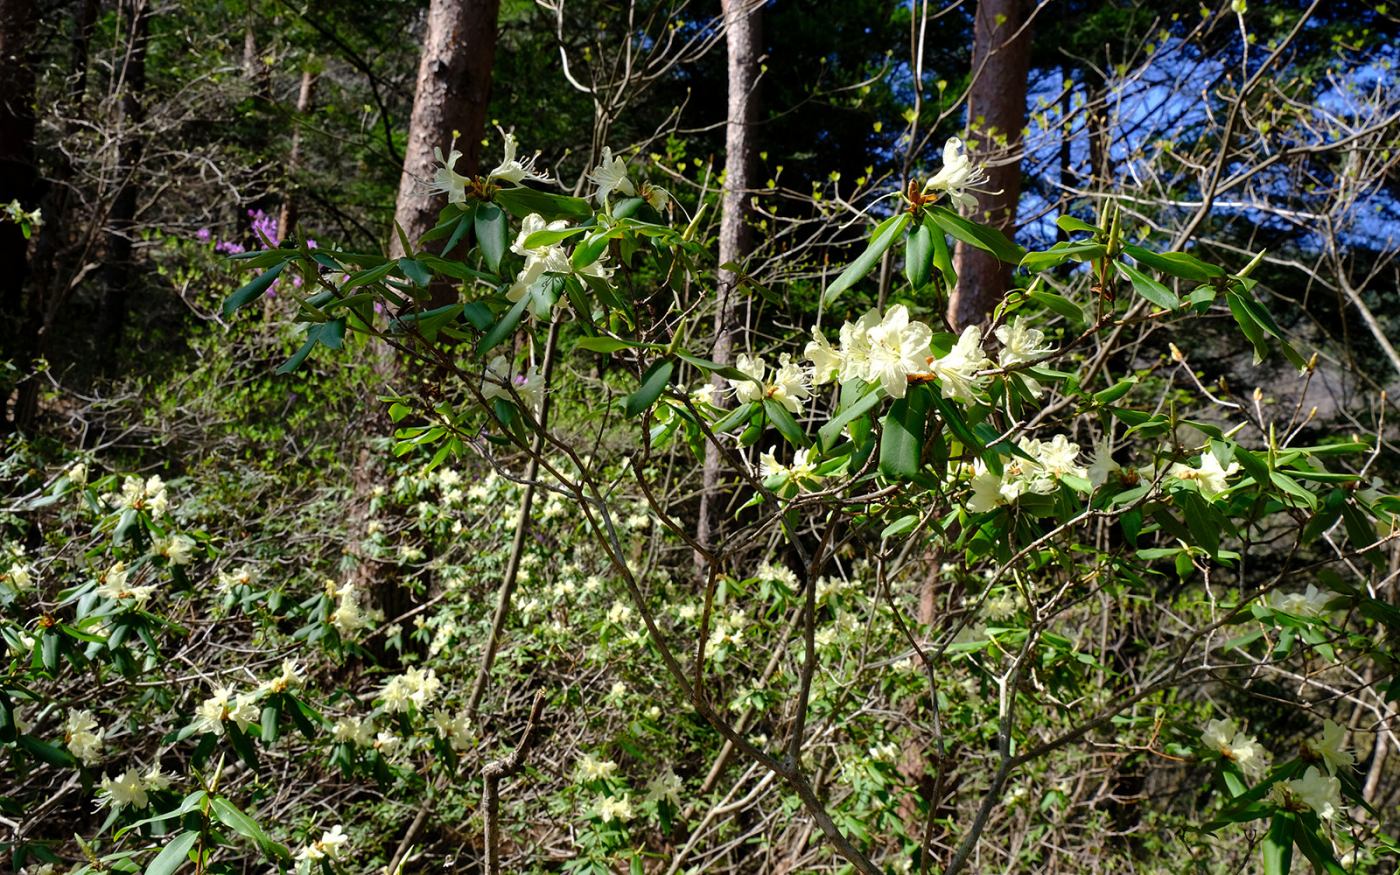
[477,294,530,355]
[522,226,586,249]
[712,401,760,434]
[145,830,199,875]
[823,213,911,305]
[904,221,933,289]
[929,218,956,290]
[1027,288,1085,326]
[18,733,76,767]
[818,386,883,449]
[1056,215,1102,235]
[763,399,808,447]
[494,187,593,221]
[574,336,650,354]
[397,257,431,287]
[879,385,931,480]
[474,203,508,272]
[212,796,289,859]
[881,514,920,539]
[625,359,675,417]
[1114,259,1180,310]
[927,206,1024,265]
[341,260,396,291]
[1020,241,1106,273]
[222,262,287,317]
[1092,377,1137,405]
[1121,243,1223,282]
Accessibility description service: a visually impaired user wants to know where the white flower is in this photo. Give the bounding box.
[1268,584,1332,618]
[1168,452,1239,500]
[586,147,636,204]
[143,765,173,791]
[330,582,380,637]
[379,667,441,713]
[260,659,304,695]
[1273,767,1342,820]
[578,753,619,780]
[1201,717,1238,752]
[97,768,149,810]
[641,182,671,211]
[216,565,256,589]
[1087,438,1119,488]
[922,137,994,212]
[430,146,471,204]
[197,686,259,735]
[65,709,105,765]
[929,326,991,404]
[487,129,551,184]
[804,327,844,386]
[5,563,32,590]
[1025,434,1087,480]
[429,709,474,751]
[729,353,767,403]
[691,382,720,408]
[1306,720,1355,775]
[1201,716,1270,782]
[864,305,934,399]
[965,461,1006,513]
[759,447,822,487]
[296,824,350,863]
[994,315,1052,368]
[869,741,900,762]
[645,768,683,804]
[65,461,88,486]
[768,353,811,413]
[506,213,572,310]
[332,715,375,747]
[154,534,195,565]
[594,794,634,822]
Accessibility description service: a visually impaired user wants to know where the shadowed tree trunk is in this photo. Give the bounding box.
[390,0,500,270]
[97,0,150,368]
[277,68,319,244]
[948,0,1033,328]
[0,0,38,430]
[695,0,762,574]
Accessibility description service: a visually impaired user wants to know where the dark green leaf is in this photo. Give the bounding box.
[494,187,593,221]
[1114,259,1180,310]
[1020,241,1106,273]
[477,294,530,355]
[763,399,808,447]
[145,830,199,875]
[879,385,931,480]
[1121,243,1224,282]
[625,359,675,417]
[474,203,508,272]
[222,263,287,317]
[905,221,933,289]
[823,213,911,305]
[928,206,1024,265]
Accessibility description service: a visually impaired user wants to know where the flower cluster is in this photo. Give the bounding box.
[329,579,382,638]
[64,709,104,765]
[95,560,156,606]
[965,434,1089,512]
[729,353,810,412]
[109,474,169,518]
[96,765,171,810]
[432,128,551,204]
[481,354,545,413]
[1167,453,1239,501]
[380,666,442,713]
[506,213,614,317]
[195,684,260,735]
[295,824,349,867]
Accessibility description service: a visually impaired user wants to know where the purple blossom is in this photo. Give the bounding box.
[195,227,211,243]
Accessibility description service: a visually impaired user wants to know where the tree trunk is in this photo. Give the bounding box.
[277,69,319,244]
[695,0,762,574]
[97,0,150,368]
[0,0,38,430]
[390,0,500,264]
[947,0,1033,328]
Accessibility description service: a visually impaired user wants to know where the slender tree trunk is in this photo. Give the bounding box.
[12,0,100,431]
[947,0,1032,328]
[277,69,319,244]
[0,0,38,429]
[390,0,500,262]
[695,0,762,574]
[97,0,149,368]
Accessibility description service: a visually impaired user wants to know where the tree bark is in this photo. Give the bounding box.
[97,0,150,368]
[695,0,762,574]
[947,0,1033,328]
[277,69,319,244]
[0,0,38,429]
[390,0,500,263]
